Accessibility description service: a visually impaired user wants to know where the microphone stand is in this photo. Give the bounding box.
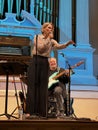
[65,59,71,116]
[59,53,72,116]
[35,35,40,117]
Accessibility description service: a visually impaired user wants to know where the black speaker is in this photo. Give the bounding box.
[22,46,31,56]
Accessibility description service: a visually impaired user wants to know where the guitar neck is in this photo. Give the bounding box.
[52,60,84,80]
[52,70,67,80]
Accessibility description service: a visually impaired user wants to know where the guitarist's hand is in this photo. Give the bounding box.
[64,69,74,76]
[65,69,70,76]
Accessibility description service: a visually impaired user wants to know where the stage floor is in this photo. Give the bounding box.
[0,115,98,130]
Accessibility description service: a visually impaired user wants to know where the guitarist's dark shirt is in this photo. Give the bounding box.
[58,68,69,84]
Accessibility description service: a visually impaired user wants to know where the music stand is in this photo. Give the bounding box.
[0,61,27,119]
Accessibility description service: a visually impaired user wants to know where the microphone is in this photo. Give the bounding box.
[73,43,76,47]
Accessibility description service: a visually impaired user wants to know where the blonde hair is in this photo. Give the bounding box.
[41,22,54,34]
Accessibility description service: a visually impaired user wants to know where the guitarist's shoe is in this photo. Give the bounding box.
[56,110,65,119]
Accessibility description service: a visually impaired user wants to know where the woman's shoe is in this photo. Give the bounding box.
[39,116,47,120]
[24,113,30,119]
[25,114,39,119]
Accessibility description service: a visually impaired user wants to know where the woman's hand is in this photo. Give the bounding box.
[68,40,75,46]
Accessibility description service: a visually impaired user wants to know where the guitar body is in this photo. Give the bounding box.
[48,71,59,89]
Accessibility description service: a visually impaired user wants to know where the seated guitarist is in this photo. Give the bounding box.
[48,57,70,118]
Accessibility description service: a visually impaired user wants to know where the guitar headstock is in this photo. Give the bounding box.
[75,60,84,67]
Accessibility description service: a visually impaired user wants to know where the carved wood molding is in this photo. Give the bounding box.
[0,36,30,46]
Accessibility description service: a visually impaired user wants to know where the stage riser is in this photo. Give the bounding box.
[0,121,98,130]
